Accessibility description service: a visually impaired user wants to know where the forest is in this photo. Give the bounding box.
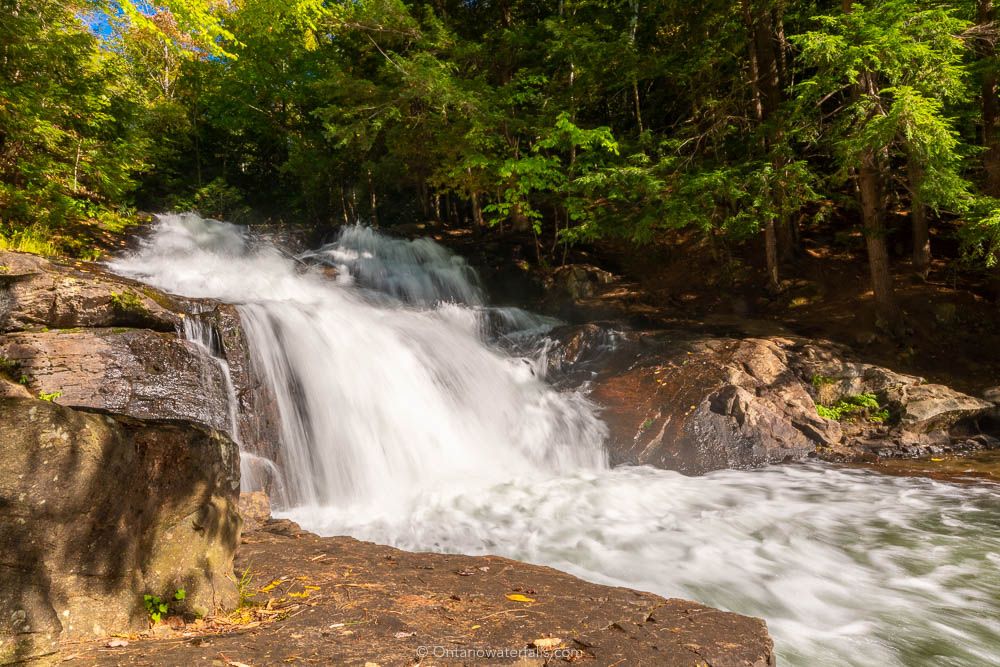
[3,0,1000,328]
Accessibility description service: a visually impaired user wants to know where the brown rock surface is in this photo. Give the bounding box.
[0,251,184,333]
[0,329,233,434]
[63,520,775,667]
[0,398,241,666]
[548,326,1000,472]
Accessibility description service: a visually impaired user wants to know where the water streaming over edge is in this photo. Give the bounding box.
[110,213,1000,667]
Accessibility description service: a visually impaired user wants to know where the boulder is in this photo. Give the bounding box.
[0,398,241,665]
[982,386,1000,406]
[546,264,616,300]
[585,335,831,473]
[0,251,184,333]
[0,329,232,434]
[886,383,994,433]
[552,326,999,472]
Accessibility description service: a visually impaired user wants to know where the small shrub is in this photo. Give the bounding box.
[236,567,257,608]
[144,589,186,624]
[0,226,58,257]
[0,357,28,385]
[110,291,146,315]
[38,390,62,402]
[811,374,838,388]
[815,392,889,423]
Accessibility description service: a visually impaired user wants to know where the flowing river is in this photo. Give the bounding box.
[112,213,1000,667]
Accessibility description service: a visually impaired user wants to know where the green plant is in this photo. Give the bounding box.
[811,375,838,388]
[0,226,58,257]
[143,589,186,624]
[110,291,146,315]
[236,567,257,608]
[0,357,28,386]
[816,393,889,423]
[38,390,62,402]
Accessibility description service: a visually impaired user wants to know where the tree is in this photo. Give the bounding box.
[794,0,971,325]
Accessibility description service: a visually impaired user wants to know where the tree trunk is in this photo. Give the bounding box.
[765,217,779,292]
[368,169,378,227]
[909,157,930,277]
[468,168,484,228]
[742,0,787,287]
[845,0,898,327]
[861,149,898,326]
[980,0,1000,195]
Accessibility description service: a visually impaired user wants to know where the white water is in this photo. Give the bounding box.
[112,213,1000,667]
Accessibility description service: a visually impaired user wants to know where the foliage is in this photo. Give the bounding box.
[0,357,28,385]
[38,390,63,403]
[0,0,998,306]
[816,393,890,423]
[110,291,146,314]
[143,588,186,624]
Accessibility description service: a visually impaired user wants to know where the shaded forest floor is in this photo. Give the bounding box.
[407,220,1000,396]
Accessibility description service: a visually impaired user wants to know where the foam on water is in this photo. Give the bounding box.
[111,213,1000,667]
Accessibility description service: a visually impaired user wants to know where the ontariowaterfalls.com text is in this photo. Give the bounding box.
[416,646,584,660]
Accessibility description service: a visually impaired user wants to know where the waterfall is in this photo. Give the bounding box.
[110,213,1000,667]
[111,213,607,515]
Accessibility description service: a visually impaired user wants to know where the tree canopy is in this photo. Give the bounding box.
[2,0,999,321]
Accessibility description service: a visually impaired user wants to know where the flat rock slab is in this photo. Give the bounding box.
[64,521,775,666]
[0,250,183,333]
[0,328,232,434]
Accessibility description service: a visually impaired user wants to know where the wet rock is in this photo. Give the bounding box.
[886,383,994,433]
[587,335,828,473]
[0,251,184,333]
[63,522,775,667]
[546,264,616,300]
[202,305,282,464]
[0,329,232,434]
[983,386,1000,406]
[554,326,998,471]
[238,492,272,533]
[0,397,240,665]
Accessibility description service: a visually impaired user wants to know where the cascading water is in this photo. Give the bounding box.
[111,213,1000,667]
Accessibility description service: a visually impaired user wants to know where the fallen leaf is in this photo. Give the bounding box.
[471,624,481,630]
[260,579,283,593]
[506,594,535,603]
[393,631,416,639]
[533,637,563,650]
[290,633,304,639]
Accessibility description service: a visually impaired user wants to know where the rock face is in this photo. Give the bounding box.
[64,521,776,667]
[0,398,241,665]
[0,250,282,456]
[0,329,232,433]
[0,251,281,664]
[200,306,282,465]
[549,325,999,472]
[0,251,182,333]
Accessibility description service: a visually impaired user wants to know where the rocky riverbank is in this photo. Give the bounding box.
[61,518,775,666]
